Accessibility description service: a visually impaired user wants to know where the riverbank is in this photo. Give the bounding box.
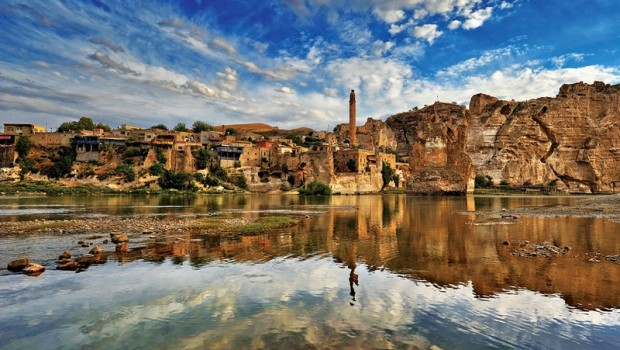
[465,193,620,223]
[0,215,301,237]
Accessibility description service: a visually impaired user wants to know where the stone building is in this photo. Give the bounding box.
[3,123,46,136]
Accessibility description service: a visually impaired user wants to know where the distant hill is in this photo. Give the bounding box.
[212,123,278,133]
[212,123,318,136]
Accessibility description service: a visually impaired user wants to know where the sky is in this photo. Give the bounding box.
[1,0,619,131]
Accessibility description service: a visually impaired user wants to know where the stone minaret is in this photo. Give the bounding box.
[349,89,356,147]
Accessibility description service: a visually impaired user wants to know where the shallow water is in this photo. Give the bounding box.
[1,194,619,349]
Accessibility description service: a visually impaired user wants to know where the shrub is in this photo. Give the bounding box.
[15,136,34,159]
[499,179,509,187]
[122,146,143,158]
[299,181,332,196]
[149,162,164,176]
[158,170,195,191]
[116,164,135,182]
[193,148,211,170]
[475,174,494,188]
[232,174,247,189]
[155,147,166,164]
[45,147,76,179]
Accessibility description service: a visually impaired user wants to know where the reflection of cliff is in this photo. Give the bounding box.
[113,194,620,310]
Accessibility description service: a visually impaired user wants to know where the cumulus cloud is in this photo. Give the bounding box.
[373,8,406,24]
[448,20,461,30]
[284,0,309,16]
[216,67,239,91]
[462,6,493,29]
[412,24,443,44]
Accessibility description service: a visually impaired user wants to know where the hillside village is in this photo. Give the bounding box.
[0,90,404,194]
[3,81,620,195]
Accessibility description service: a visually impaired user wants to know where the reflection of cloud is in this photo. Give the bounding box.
[1,258,618,349]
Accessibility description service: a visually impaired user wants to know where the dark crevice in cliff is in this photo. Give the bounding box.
[532,107,558,164]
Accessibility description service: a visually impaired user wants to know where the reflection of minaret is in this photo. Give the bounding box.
[349,89,356,147]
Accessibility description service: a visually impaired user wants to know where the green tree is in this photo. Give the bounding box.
[57,117,97,132]
[173,123,188,132]
[158,170,196,191]
[192,148,211,170]
[45,147,76,179]
[381,162,395,189]
[192,121,212,133]
[225,128,236,135]
[15,136,33,159]
[151,124,168,131]
[95,122,111,132]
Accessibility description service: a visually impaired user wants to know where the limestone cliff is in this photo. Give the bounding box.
[468,81,620,192]
[386,103,475,194]
[335,118,397,151]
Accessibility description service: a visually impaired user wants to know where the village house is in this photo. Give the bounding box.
[3,123,46,136]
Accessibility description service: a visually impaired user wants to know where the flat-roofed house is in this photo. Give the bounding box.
[3,123,46,136]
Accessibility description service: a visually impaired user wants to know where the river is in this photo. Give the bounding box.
[0,194,619,349]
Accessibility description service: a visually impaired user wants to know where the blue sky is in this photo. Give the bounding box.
[1,0,619,131]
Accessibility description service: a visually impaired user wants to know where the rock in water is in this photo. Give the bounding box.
[8,258,30,272]
[59,250,71,260]
[57,261,79,271]
[89,246,105,255]
[22,263,45,276]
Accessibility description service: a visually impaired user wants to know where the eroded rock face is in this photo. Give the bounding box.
[468,82,620,192]
[386,102,475,194]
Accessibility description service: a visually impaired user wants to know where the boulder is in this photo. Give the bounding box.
[58,250,71,260]
[89,246,105,255]
[57,261,79,271]
[22,263,45,276]
[7,258,30,272]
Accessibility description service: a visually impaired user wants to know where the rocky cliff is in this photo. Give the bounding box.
[386,103,475,194]
[468,81,620,192]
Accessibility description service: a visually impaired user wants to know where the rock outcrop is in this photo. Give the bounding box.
[386,103,475,194]
[468,81,620,192]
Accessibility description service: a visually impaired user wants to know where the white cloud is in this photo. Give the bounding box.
[216,67,239,91]
[550,53,586,68]
[33,61,50,68]
[462,6,493,29]
[211,37,237,55]
[437,46,515,76]
[275,86,295,94]
[373,8,406,24]
[323,87,339,97]
[448,20,462,30]
[412,24,443,44]
[388,19,415,35]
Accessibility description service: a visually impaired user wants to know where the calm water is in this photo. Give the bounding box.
[1,194,619,349]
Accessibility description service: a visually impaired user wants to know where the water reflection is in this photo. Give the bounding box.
[1,194,620,348]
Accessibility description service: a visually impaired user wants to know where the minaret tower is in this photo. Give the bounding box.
[349,89,356,147]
